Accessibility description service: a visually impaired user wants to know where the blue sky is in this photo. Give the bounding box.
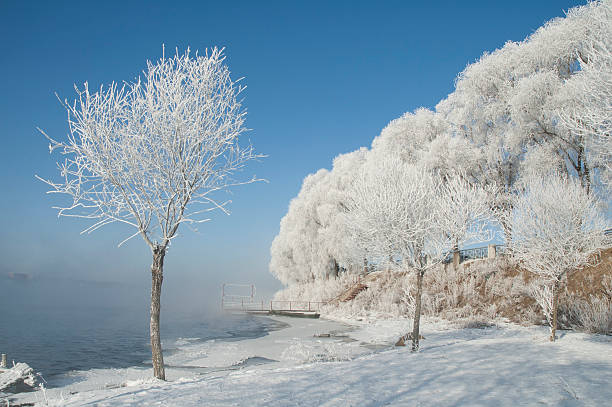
[0,0,585,303]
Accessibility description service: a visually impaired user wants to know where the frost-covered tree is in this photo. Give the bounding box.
[506,173,609,341]
[269,148,369,285]
[558,0,612,188]
[504,1,606,191]
[370,108,448,165]
[438,0,612,241]
[269,1,612,333]
[270,169,331,285]
[317,149,370,275]
[345,157,491,350]
[436,172,494,254]
[436,42,524,242]
[39,48,260,380]
[420,133,484,185]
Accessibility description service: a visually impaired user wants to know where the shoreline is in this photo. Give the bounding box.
[4,314,361,405]
[6,316,612,406]
[5,316,612,407]
[162,314,362,372]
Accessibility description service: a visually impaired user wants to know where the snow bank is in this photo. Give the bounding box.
[0,362,37,393]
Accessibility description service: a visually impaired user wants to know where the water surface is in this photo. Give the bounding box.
[0,276,280,387]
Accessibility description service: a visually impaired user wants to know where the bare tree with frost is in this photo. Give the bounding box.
[38,48,261,380]
[506,173,609,341]
[345,157,491,351]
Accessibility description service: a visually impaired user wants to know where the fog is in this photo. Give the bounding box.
[0,271,280,380]
[0,264,280,325]
[0,202,283,321]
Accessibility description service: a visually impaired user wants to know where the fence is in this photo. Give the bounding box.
[221,283,258,311]
[268,300,327,312]
[442,244,505,264]
[459,246,488,262]
[221,296,265,311]
[220,282,328,313]
[221,298,327,313]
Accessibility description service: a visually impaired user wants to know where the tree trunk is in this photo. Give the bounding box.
[550,281,560,342]
[583,161,591,195]
[332,259,339,278]
[575,144,588,194]
[500,216,512,250]
[411,269,425,352]
[150,245,166,380]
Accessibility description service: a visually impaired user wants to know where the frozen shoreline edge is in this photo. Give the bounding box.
[5,314,361,405]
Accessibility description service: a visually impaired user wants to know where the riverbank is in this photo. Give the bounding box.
[3,315,356,405]
[5,316,612,406]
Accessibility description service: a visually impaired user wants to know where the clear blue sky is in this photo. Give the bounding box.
[0,0,585,304]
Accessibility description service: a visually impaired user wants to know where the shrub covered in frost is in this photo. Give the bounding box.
[280,341,352,364]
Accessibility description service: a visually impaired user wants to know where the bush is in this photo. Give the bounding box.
[280,341,352,364]
[560,277,612,334]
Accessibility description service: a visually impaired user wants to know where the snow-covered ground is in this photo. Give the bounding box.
[6,316,612,406]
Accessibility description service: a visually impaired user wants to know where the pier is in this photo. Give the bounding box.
[221,284,324,318]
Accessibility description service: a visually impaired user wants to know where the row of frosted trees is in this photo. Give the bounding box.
[270,0,612,348]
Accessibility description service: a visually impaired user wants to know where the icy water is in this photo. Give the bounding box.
[0,276,283,387]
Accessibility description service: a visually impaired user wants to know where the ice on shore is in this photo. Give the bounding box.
[0,362,37,393]
[163,316,359,369]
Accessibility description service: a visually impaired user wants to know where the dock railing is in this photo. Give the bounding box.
[268,300,327,312]
[221,296,267,312]
[221,297,328,313]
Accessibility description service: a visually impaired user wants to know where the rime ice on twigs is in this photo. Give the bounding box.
[38,47,262,380]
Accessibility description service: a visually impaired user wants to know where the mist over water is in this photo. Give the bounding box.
[0,275,277,386]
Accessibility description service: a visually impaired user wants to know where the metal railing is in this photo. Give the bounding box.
[442,244,506,264]
[221,297,267,311]
[221,298,327,313]
[459,246,488,261]
[268,300,327,312]
[221,282,327,314]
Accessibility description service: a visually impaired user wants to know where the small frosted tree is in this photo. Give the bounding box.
[506,174,609,341]
[345,157,491,351]
[38,48,260,379]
